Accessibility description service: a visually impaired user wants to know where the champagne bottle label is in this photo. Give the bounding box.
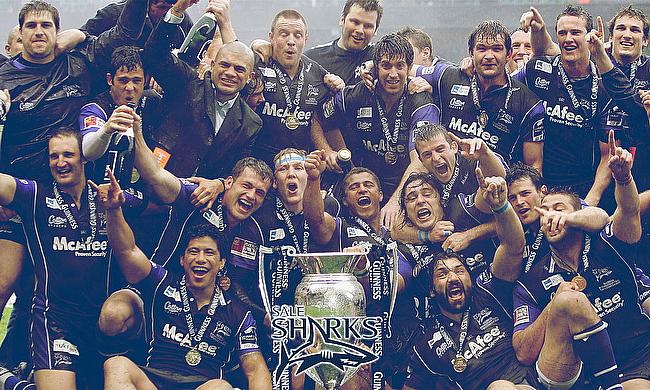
[178,13,217,66]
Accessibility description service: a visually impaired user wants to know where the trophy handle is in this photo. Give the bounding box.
[386,241,399,338]
[258,245,297,317]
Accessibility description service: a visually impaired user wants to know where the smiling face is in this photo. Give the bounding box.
[611,15,648,64]
[507,177,545,227]
[180,236,224,292]
[48,134,84,190]
[509,29,531,66]
[339,4,377,52]
[416,135,458,185]
[274,153,308,211]
[403,180,443,230]
[269,16,307,72]
[376,54,409,96]
[108,65,145,107]
[222,167,272,224]
[556,15,590,64]
[432,257,473,314]
[471,34,509,82]
[211,46,252,101]
[20,10,57,63]
[343,171,383,221]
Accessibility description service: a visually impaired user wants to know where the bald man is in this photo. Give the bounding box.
[143,2,262,178]
[4,26,21,59]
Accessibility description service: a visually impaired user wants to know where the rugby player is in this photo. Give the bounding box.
[0,127,145,389]
[318,32,439,229]
[412,20,545,171]
[250,9,332,166]
[507,28,532,74]
[404,167,539,389]
[512,133,649,389]
[306,0,382,85]
[397,26,449,68]
[96,171,271,389]
[517,5,646,204]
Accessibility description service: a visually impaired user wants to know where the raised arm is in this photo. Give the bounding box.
[519,7,560,57]
[607,131,642,243]
[132,110,181,204]
[208,0,237,44]
[448,132,506,179]
[476,168,525,281]
[535,205,610,236]
[93,170,151,285]
[304,150,337,245]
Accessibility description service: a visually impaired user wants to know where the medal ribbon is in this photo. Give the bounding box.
[557,60,599,119]
[53,182,97,241]
[351,215,386,246]
[179,276,222,345]
[551,234,591,275]
[214,194,227,232]
[470,73,513,125]
[440,155,461,208]
[272,60,305,116]
[275,197,309,254]
[524,228,545,273]
[375,92,406,145]
[434,308,471,358]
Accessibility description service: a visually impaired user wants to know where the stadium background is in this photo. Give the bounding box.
[0,0,648,340]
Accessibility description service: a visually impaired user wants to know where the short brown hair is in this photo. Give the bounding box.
[19,0,59,30]
[343,167,381,192]
[397,27,432,53]
[609,5,649,39]
[271,9,307,33]
[342,0,383,30]
[556,5,593,33]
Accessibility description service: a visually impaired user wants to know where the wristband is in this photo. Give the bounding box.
[491,202,510,215]
[418,230,431,243]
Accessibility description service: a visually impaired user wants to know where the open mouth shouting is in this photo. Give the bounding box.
[416,206,432,222]
[236,198,254,214]
[562,43,578,53]
[357,195,372,207]
[56,166,72,178]
[286,181,299,195]
[446,280,465,304]
[434,163,449,176]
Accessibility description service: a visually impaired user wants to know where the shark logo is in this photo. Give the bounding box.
[273,318,379,382]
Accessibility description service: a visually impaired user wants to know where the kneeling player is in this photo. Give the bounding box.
[96,172,271,389]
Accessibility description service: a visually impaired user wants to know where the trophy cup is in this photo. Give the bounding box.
[291,250,369,389]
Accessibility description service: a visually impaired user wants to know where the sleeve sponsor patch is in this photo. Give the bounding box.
[513,306,530,327]
[83,115,104,129]
[53,339,80,356]
[535,60,553,74]
[532,118,544,142]
[239,325,259,350]
[421,66,435,75]
[323,97,335,119]
[231,237,257,261]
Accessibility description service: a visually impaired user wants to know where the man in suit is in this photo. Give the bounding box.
[142,0,261,179]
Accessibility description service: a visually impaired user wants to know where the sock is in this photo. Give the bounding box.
[0,368,35,390]
[572,320,622,390]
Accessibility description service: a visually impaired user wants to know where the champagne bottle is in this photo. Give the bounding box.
[178,12,217,67]
[95,103,136,186]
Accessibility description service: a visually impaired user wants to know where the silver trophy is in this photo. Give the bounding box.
[292,250,369,389]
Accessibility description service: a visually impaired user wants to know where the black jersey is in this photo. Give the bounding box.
[398,242,443,321]
[514,56,618,187]
[253,55,330,164]
[320,82,439,196]
[406,270,537,389]
[521,225,549,275]
[417,64,545,164]
[0,2,145,182]
[305,39,374,85]
[8,178,145,321]
[136,264,259,378]
[513,222,650,366]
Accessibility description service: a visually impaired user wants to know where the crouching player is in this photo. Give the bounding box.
[95,171,271,389]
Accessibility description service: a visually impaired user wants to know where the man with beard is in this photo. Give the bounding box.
[305,0,382,85]
[392,124,506,277]
[404,165,538,390]
[96,169,271,389]
[0,127,146,389]
[412,20,545,171]
[318,33,439,229]
[512,134,649,389]
[143,0,259,179]
[517,5,646,205]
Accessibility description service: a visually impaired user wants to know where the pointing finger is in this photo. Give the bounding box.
[597,16,604,38]
[609,130,616,156]
[534,206,548,216]
[475,167,487,189]
[87,180,99,192]
[447,131,463,147]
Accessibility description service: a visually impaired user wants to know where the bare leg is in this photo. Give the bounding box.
[196,379,234,389]
[34,369,76,390]
[0,240,25,313]
[98,289,143,336]
[104,356,156,390]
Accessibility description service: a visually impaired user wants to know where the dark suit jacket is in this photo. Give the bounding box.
[143,19,262,179]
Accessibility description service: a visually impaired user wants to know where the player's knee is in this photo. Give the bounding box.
[549,290,594,322]
[99,299,133,336]
[103,355,133,372]
[197,379,234,390]
[486,380,518,390]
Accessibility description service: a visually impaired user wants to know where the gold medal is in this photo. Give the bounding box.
[477,111,488,128]
[452,355,468,373]
[571,275,587,291]
[130,168,140,184]
[185,348,202,366]
[285,114,300,130]
[384,151,398,165]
